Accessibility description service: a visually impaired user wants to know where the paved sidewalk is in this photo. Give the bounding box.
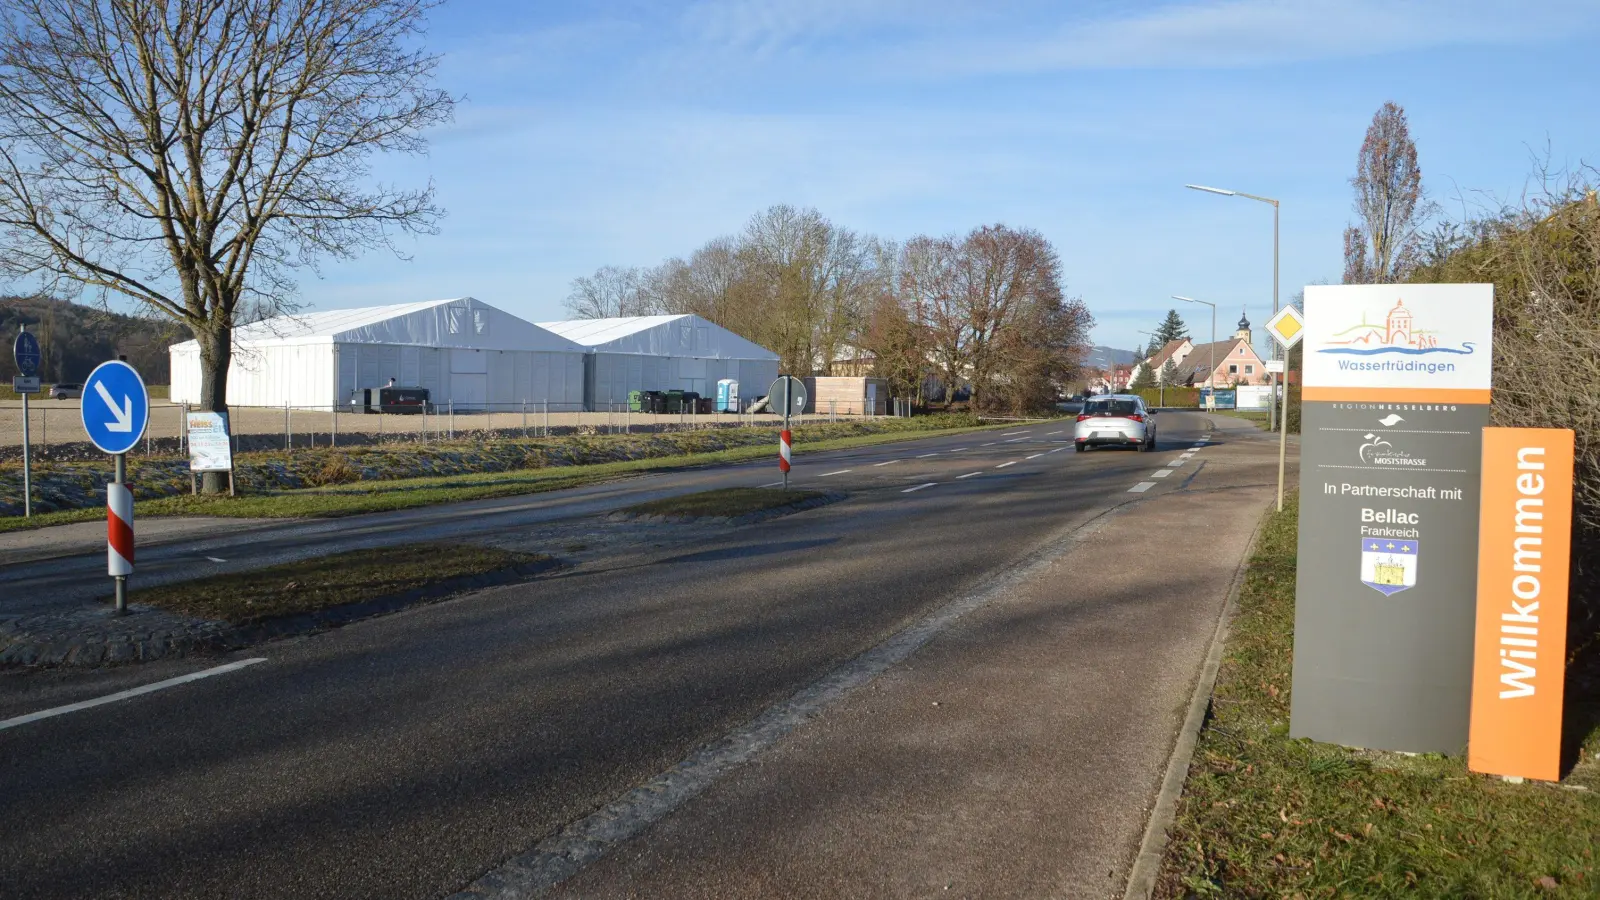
[548,448,1277,899]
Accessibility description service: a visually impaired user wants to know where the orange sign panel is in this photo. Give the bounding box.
[1468,427,1574,781]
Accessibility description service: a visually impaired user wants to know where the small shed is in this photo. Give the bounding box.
[803,376,891,415]
[169,298,588,411]
[538,315,780,411]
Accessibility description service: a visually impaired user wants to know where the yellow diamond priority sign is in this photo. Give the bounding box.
[1266,305,1304,348]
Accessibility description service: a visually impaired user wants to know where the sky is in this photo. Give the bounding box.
[75,1,1600,355]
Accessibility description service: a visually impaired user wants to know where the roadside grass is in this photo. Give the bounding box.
[135,543,543,624]
[0,421,1011,533]
[1157,493,1600,899]
[619,487,824,519]
[1210,409,1271,430]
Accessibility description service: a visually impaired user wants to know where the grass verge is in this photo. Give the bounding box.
[0,422,1008,533]
[1157,493,1600,899]
[619,487,825,519]
[136,543,543,624]
[1209,409,1271,430]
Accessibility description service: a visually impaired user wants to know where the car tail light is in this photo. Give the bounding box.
[1126,414,1145,423]
[1076,414,1090,422]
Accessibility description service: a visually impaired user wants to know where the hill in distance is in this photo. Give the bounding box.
[1,295,183,384]
[1083,346,1137,371]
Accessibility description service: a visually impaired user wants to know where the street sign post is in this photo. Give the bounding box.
[1264,305,1305,513]
[12,328,42,517]
[768,376,807,490]
[1288,285,1494,754]
[81,360,150,614]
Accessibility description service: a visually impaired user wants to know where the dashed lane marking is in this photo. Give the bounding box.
[902,483,937,493]
[1004,438,1028,443]
[1049,447,1066,453]
[1001,430,1030,436]
[1026,453,1043,460]
[980,442,997,447]
[1046,430,1064,435]
[0,658,268,732]
[874,460,902,467]
[818,469,852,477]
[916,453,939,458]
[1128,482,1156,493]
[1151,469,1173,478]
[958,471,983,479]
[949,447,969,452]
[205,556,226,563]
[996,461,1017,469]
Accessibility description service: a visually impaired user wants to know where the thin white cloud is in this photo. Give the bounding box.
[889,0,1600,73]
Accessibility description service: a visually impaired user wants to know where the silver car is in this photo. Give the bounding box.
[1073,394,1156,452]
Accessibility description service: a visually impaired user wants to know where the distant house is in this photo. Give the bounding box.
[1176,311,1267,388]
[1129,338,1192,386]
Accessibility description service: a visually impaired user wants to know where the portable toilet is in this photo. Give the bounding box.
[716,379,738,413]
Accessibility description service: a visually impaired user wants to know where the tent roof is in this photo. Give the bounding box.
[538,315,778,360]
[171,298,586,352]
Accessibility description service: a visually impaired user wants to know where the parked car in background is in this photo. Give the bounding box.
[1055,393,1088,416]
[49,382,82,400]
[1073,394,1156,452]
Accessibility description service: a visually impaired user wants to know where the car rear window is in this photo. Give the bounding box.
[1085,400,1139,417]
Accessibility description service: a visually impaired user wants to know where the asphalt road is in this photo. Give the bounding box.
[0,412,1286,898]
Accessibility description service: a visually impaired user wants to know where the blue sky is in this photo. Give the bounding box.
[290,1,1600,353]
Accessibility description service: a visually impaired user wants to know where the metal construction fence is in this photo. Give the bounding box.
[0,398,909,459]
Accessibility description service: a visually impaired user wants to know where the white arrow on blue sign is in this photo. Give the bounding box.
[81,360,150,455]
[13,331,41,377]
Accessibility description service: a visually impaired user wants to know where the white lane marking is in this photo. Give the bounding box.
[902,483,937,493]
[1004,438,1028,443]
[949,447,969,452]
[818,469,852,477]
[958,471,983,479]
[996,461,1017,469]
[1167,459,1184,466]
[1151,469,1173,478]
[1049,447,1065,453]
[1203,434,1212,439]
[1026,453,1043,460]
[0,658,268,732]
[1046,430,1063,435]
[1002,430,1030,436]
[980,442,996,447]
[760,481,785,488]
[873,460,902,467]
[1191,444,1205,449]
[1128,482,1156,493]
[916,453,938,458]
[205,556,226,563]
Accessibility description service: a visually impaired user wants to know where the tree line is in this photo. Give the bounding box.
[1,294,178,384]
[565,205,1095,414]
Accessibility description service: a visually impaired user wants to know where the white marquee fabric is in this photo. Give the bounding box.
[537,315,780,409]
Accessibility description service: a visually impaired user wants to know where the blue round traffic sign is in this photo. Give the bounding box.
[81,360,150,455]
[13,331,41,377]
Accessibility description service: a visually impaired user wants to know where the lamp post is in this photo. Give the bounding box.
[1185,184,1279,427]
[1173,296,1215,409]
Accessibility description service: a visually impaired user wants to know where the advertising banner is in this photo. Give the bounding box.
[1469,428,1574,781]
[186,412,234,473]
[1289,284,1494,753]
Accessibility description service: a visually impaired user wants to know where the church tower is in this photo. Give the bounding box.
[1234,308,1251,343]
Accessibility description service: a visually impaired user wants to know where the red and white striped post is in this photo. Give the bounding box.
[779,429,792,489]
[108,454,133,612]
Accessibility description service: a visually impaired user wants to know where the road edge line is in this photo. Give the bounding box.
[0,657,268,731]
[1120,500,1269,900]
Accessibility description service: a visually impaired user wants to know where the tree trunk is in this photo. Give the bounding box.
[197,322,232,494]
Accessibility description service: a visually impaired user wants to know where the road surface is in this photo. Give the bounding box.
[0,412,1289,898]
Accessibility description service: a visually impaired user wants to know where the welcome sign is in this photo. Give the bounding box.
[1289,284,1494,754]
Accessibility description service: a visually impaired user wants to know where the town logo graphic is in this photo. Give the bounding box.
[1317,299,1475,357]
[1360,539,1419,596]
[1359,433,1426,467]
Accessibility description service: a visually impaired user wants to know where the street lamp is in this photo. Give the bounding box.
[1185,183,1279,427]
[1173,296,1215,410]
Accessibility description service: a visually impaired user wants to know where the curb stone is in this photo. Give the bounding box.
[0,558,561,670]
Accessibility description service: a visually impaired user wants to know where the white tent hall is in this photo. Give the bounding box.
[169,297,587,411]
[537,314,781,411]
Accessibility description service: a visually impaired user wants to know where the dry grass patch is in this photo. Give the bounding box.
[136,543,545,624]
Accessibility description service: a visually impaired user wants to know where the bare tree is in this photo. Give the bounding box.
[565,265,659,318]
[0,0,453,489]
[1344,101,1427,283]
